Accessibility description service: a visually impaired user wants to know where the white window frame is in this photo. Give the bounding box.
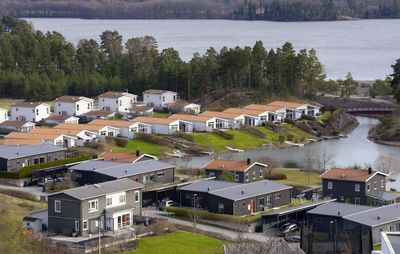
[327,181,333,190]
[119,194,126,204]
[88,199,98,213]
[74,221,79,232]
[274,193,281,200]
[83,220,88,231]
[106,197,113,207]
[54,200,61,213]
[355,183,360,192]
[259,169,263,177]
[381,179,384,188]
[252,171,256,180]
[134,191,140,203]
[367,183,370,191]
[235,173,239,182]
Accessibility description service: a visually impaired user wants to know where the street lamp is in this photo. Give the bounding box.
[193,194,197,234]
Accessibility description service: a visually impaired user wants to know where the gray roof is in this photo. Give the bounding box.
[344,203,400,227]
[307,202,373,217]
[387,233,400,253]
[0,144,66,160]
[367,192,400,201]
[49,178,143,200]
[70,159,174,178]
[209,180,292,201]
[105,203,137,213]
[179,180,241,193]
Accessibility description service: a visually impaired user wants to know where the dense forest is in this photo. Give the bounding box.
[0,16,386,103]
[1,0,400,21]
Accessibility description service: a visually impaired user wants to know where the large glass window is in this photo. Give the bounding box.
[54,200,61,213]
[328,181,333,190]
[88,200,98,213]
[106,197,113,207]
[355,184,360,192]
[135,191,140,203]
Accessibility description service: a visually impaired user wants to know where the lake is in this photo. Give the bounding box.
[26,18,400,80]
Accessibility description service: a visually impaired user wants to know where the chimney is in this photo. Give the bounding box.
[136,150,140,157]
[247,158,251,165]
[368,167,372,175]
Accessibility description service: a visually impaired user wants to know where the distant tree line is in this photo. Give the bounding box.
[0,16,372,102]
[1,0,400,21]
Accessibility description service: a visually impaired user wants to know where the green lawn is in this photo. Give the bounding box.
[271,168,321,186]
[123,231,223,254]
[280,123,312,142]
[317,111,332,123]
[113,139,166,156]
[192,130,267,152]
[153,112,171,118]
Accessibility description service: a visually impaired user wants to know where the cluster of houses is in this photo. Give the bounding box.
[0,89,321,147]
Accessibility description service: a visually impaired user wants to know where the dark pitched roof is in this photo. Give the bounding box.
[179,180,240,193]
[99,91,137,98]
[70,159,174,178]
[55,95,93,103]
[307,202,373,217]
[344,203,400,227]
[48,178,143,200]
[23,217,39,222]
[143,89,169,95]
[320,168,386,182]
[367,192,400,201]
[0,144,66,160]
[101,151,156,163]
[83,110,115,117]
[386,233,400,253]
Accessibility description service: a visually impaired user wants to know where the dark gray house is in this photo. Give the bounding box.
[202,159,268,183]
[47,178,143,237]
[301,202,400,254]
[179,179,292,216]
[320,167,399,206]
[70,159,175,186]
[0,144,66,172]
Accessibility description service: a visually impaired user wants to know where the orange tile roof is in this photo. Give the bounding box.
[202,160,251,172]
[54,123,106,132]
[0,139,42,145]
[320,168,379,182]
[30,128,82,136]
[200,111,244,119]
[55,95,93,103]
[98,91,126,98]
[5,132,63,140]
[143,89,169,95]
[267,100,307,109]
[88,119,138,127]
[133,117,178,125]
[222,108,266,116]
[167,114,215,122]
[244,104,285,111]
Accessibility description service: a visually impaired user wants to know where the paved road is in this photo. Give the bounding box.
[143,209,270,242]
[0,184,46,200]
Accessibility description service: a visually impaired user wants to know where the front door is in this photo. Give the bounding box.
[89,219,98,234]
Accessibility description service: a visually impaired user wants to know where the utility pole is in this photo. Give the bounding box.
[193,193,197,234]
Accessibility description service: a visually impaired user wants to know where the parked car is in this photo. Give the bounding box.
[285,235,300,243]
[282,223,299,234]
[159,200,178,210]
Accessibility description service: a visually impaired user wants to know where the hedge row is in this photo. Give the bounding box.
[0,155,91,179]
[136,133,170,146]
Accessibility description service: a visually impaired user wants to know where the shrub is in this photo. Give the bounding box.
[283,161,299,168]
[136,133,170,146]
[300,114,316,121]
[284,118,296,125]
[108,136,128,147]
[265,173,287,180]
[263,122,278,132]
[286,133,294,141]
[242,127,265,138]
[0,189,37,201]
[85,141,105,151]
[213,129,234,140]
[174,131,194,142]
[278,134,285,143]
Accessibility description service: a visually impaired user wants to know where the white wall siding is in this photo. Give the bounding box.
[11,104,50,122]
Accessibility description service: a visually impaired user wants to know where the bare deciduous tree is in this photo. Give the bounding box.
[316,146,335,173]
[374,154,399,178]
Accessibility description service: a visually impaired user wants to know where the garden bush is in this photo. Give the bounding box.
[213,129,234,140]
[265,173,287,180]
[284,118,296,125]
[136,133,170,146]
[283,161,299,168]
[174,131,194,142]
[300,115,316,121]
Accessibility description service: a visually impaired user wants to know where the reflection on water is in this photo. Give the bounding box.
[168,116,400,189]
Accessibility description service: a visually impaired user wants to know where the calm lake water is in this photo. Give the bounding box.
[166,116,400,189]
[26,18,400,80]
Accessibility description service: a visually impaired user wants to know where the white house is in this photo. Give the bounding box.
[88,119,151,138]
[133,117,181,135]
[54,123,120,139]
[98,91,138,113]
[267,101,321,119]
[45,114,79,126]
[4,131,77,147]
[143,89,177,109]
[31,127,96,147]
[0,108,9,123]
[81,110,116,123]
[54,95,94,116]
[10,101,51,122]
[200,111,245,129]
[0,120,36,133]
[243,104,287,122]
[222,108,278,126]
[184,103,201,114]
[168,114,229,132]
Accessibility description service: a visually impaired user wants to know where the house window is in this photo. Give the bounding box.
[88,200,98,213]
[274,193,281,200]
[242,202,246,207]
[173,95,176,101]
[355,184,360,192]
[259,198,265,207]
[245,173,249,182]
[381,179,384,188]
[54,200,61,213]
[367,183,370,191]
[327,181,333,190]
[83,220,88,231]
[252,172,256,180]
[157,172,165,177]
[235,174,239,182]
[76,104,79,111]
[218,203,224,212]
[106,197,113,207]
[74,221,79,232]
[266,196,271,205]
[119,100,122,106]
[259,169,263,177]
[87,103,90,109]
[119,194,126,204]
[134,191,140,203]
[374,181,377,190]
[36,109,39,115]
[162,96,165,102]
